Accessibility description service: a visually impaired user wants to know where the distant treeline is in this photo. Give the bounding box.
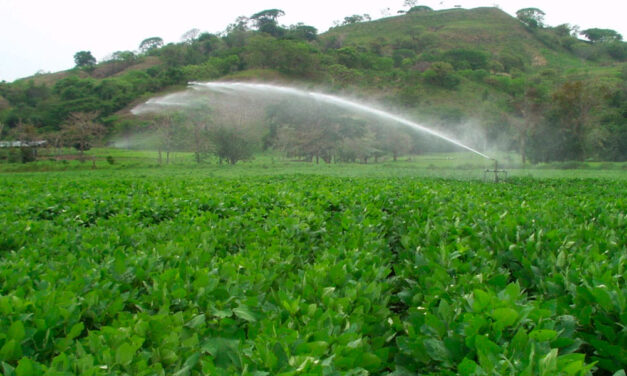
[0,6,625,162]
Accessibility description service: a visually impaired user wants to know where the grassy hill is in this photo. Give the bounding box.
[325,8,538,52]
[0,6,625,163]
[322,7,622,74]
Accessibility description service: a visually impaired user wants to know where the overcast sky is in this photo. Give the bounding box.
[1,0,625,82]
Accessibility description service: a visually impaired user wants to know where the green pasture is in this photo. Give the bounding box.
[1,148,626,180]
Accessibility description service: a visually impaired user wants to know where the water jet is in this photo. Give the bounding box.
[132,81,501,175]
[190,82,493,160]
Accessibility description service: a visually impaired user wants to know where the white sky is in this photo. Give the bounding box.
[1,0,626,82]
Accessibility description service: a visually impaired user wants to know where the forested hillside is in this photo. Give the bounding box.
[0,6,625,163]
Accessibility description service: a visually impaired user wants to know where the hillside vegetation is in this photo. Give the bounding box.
[0,6,625,164]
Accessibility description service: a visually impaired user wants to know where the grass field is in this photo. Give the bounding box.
[1,148,626,180]
[0,149,626,375]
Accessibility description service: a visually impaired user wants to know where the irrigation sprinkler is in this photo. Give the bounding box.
[484,159,508,182]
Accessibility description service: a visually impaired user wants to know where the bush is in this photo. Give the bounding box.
[459,69,489,82]
[181,63,220,81]
[443,48,489,70]
[423,62,460,89]
[498,53,526,72]
[7,148,21,163]
[20,147,37,163]
[393,49,417,67]
[606,42,627,60]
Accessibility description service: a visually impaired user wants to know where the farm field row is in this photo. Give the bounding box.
[0,170,625,375]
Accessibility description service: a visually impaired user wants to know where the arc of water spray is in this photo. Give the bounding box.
[191,82,492,160]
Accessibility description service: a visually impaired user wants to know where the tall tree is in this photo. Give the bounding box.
[512,85,547,164]
[286,24,318,41]
[61,112,105,162]
[10,122,38,143]
[74,51,96,69]
[181,28,200,43]
[516,8,545,28]
[150,112,180,164]
[548,81,599,160]
[45,131,65,157]
[187,111,213,163]
[342,14,371,25]
[580,28,623,43]
[9,122,39,162]
[250,9,285,36]
[209,126,253,164]
[224,16,251,48]
[268,101,357,163]
[139,37,164,53]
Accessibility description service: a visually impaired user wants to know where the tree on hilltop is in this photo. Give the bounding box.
[580,28,623,43]
[516,8,545,28]
[139,37,164,53]
[181,28,200,43]
[74,51,96,69]
[408,6,433,13]
[251,9,285,37]
[341,14,371,25]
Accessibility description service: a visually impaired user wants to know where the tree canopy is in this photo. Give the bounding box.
[73,51,96,68]
[580,28,623,43]
[139,37,164,53]
[250,9,285,36]
[516,8,545,28]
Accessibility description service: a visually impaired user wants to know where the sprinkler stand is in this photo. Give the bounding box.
[484,159,507,182]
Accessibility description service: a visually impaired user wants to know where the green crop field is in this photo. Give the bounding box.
[0,162,626,375]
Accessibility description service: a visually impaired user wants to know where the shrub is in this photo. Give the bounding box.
[423,62,460,89]
[443,48,489,70]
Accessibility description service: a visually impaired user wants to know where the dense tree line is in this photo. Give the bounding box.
[0,7,625,163]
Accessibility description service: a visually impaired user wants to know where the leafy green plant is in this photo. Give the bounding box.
[0,172,624,374]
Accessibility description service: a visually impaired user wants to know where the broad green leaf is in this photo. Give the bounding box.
[473,290,492,312]
[458,357,483,376]
[424,338,449,362]
[233,306,257,322]
[2,361,16,376]
[172,353,200,376]
[66,322,84,340]
[14,357,37,376]
[500,283,521,303]
[592,286,614,312]
[295,341,329,357]
[529,329,558,342]
[358,353,382,372]
[491,307,519,329]
[0,340,22,362]
[211,308,232,319]
[540,349,558,376]
[115,343,135,366]
[8,322,25,342]
[475,335,501,372]
[185,314,206,329]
